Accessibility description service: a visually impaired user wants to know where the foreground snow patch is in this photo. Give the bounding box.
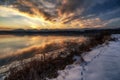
[50,34,120,80]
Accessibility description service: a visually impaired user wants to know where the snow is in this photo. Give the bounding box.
[50,34,120,80]
[1,34,120,80]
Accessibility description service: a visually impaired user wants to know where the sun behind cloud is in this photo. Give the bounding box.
[0,0,120,30]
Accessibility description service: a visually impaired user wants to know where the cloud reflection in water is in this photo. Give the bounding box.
[0,35,87,66]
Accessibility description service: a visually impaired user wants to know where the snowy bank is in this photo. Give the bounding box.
[4,33,112,80]
[51,34,120,80]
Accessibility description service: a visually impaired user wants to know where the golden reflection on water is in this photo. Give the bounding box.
[0,35,86,60]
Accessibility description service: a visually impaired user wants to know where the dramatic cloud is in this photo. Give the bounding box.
[0,0,120,29]
[58,0,84,14]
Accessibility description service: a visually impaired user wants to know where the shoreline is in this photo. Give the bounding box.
[0,28,120,36]
[3,32,113,80]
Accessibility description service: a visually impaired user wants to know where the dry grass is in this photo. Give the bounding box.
[5,32,111,80]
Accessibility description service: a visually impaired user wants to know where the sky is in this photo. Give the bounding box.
[0,0,120,30]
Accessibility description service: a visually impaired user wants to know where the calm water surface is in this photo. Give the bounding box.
[0,35,85,67]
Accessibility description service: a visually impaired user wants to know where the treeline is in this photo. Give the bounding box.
[0,28,120,36]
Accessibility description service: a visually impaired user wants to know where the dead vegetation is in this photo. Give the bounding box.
[4,32,112,80]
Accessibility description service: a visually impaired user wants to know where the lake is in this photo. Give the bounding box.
[0,35,86,67]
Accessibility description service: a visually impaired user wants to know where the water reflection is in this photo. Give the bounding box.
[0,35,86,67]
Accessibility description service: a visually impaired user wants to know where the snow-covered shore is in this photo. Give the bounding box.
[51,34,120,80]
[2,33,113,80]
